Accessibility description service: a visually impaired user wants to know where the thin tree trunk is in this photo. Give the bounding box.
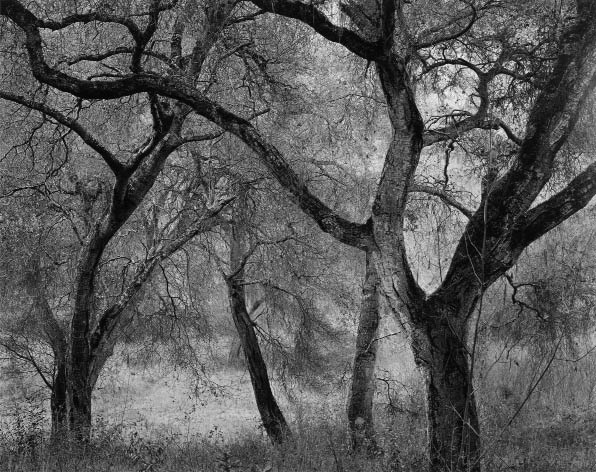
[414,305,480,472]
[226,187,290,444]
[347,249,380,454]
[226,276,291,444]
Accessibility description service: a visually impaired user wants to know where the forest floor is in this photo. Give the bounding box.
[1,339,596,471]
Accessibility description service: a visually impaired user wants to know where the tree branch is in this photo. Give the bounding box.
[513,161,596,248]
[88,195,233,376]
[410,183,473,218]
[0,91,124,174]
[415,1,477,50]
[249,0,382,60]
[0,0,371,249]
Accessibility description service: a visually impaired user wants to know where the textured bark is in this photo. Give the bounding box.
[69,231,108,441]
[50,356,69,437]
[226,276,291,444]
[412,301,480,472]
[68,383,92,441]
[424,348,480,472]
[347,250,381,453]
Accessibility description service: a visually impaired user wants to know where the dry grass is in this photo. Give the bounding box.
[2,336,596,471]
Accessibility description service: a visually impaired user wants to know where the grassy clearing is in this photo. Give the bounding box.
[2,336,596,471]
[2,406,595,471]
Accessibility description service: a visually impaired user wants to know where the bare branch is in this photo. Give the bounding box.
[65,47,176,68]
[410,183,473,218]
[424,114,522,147]
[416,1,477,50]
[514,161,596,248]
[249,0,382,60]
[0,91,124,174]
[88,196,233,364]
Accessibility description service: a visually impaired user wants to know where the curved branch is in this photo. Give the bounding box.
[415,1,477,50]
[410,184,473,218]
[249,0,382,60]
[0,91,123,174]
[64,47,176,68]
[424,114,522,147]
[0,0,371,248]
[422,59,522,146]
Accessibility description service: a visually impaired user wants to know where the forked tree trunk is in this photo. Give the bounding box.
[413,303,480,472]
[347,250,380,454]
[226,276,291,444]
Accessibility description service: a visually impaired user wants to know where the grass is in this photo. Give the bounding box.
[2,335,596,471]
[3,405,595,471]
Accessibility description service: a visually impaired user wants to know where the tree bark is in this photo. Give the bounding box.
[50,356,69,438]
[69,373,92,443]
[68,226,110,442]
[347,250,381,454]
[226,276,291,444]
[412,300,480,472]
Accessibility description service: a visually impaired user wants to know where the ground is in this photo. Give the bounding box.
[1,335,596,471]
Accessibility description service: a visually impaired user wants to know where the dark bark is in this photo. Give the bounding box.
[226,276,291,444]
[413,301,480,472]
[50,356,69,437]
[347,250,381,454]
[68,234,106,441]
[69,383,92,441]
[63,125,182,441]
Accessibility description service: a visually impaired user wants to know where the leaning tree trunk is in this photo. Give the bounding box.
[413,302,481,472]
[226,187,290,444]
[225,276,291,444]
[347,249,381,454]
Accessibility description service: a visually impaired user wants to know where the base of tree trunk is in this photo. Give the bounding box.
[417,320,481,472]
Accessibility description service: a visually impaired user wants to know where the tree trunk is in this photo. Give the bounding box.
[226,276,291,444]
[50,357,69,438]
[414,303,480,472]
[347,250,380,454]
[69,377,92,442]
[226,186,290,444]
